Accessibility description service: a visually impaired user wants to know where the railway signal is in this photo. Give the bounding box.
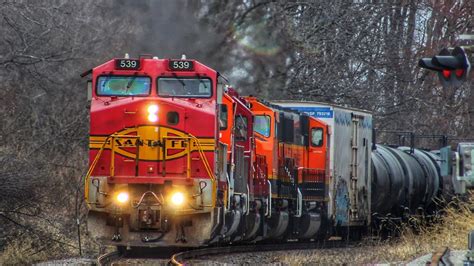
[419,46,472,87]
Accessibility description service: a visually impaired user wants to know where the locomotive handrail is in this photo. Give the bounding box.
[85,134,140,204]
[185,134,215,181]
[265,180,272,218]
[160,135,215,181]
[85,135,111,204]
[188,133,217,208]
[161,136,192,178]
[110,135,140,177]
[86,132,216,208]
[161,133,216,207]
[295,188,302,217]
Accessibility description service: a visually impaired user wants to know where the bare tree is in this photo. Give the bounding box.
[0,0,144,261]
[202,0,473,142]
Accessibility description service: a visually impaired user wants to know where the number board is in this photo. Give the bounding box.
[169,60,194,71]
[115,59,141,70]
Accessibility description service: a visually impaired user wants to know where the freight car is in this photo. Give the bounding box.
[82,55,473,248]
[272,101,373,230]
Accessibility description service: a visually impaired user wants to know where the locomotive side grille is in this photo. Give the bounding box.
[300,168,326,200]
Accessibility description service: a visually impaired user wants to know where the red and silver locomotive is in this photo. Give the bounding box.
[85,55,222,246]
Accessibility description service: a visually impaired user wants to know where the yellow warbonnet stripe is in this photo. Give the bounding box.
[89,126,215,161]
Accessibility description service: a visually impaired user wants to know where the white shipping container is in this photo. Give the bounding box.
[272,101,373,227]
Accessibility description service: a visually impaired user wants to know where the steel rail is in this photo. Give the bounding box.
[96,239,356,265]
[170,240,355,265]
[97,250,122,266]
[97,246,180,265]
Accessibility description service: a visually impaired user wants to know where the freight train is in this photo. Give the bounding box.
[82,55,474,247]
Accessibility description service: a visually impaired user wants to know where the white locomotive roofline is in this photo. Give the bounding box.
[270,100,372,115]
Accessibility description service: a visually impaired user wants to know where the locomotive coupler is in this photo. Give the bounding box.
[175,222,187,243]
[109,208,124,242]
[142,231,165,242]
[141,208,153,225]
[112,232,121,241]
[112,217,122,242]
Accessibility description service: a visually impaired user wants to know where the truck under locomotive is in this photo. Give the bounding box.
[83,55,473,248]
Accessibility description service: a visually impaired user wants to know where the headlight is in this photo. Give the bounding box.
[116,192,129,204]
[147,105,159,113]
[148,113,158,122]
[170,192,185,206]
[147,104,159,122]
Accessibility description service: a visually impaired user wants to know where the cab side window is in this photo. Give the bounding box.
[254,115,270,137]
[219,104,228,130]
[311,128,323,147]
[235,116,248,141]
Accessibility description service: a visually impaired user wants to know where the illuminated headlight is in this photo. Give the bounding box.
[170,192,185,206]
[148,113,158,122]
[116,192,129,204]
[147,104,159,122]
[147,105,159,113]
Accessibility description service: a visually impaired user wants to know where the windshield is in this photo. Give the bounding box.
[158,77,212,98]
[97,76,151,96]
[254,115,270,137]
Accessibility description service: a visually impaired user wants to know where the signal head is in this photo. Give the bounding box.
[418,46,471,88]
[452,46,471,80]
[418,58,443,71]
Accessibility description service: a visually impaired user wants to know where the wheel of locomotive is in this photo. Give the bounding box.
[243,211,261,241]
[298,212,321,239]
[266,209,289,239]
[307,210,330,241]
[223,209,242,241]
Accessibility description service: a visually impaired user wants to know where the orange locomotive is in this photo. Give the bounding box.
[245,97,329,238]
[83,54,335,248]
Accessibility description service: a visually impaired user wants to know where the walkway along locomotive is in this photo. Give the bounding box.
[82,55,474,248]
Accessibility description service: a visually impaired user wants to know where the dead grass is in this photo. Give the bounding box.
[0,238,53,265]
[1,197,471,265]
[0,223,100,265]
[280,196,474,265]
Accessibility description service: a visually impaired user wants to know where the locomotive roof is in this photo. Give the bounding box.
[250,97,309,117]
[270,100,372,115]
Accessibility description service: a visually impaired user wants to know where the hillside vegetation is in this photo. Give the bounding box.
[281,196,474,264]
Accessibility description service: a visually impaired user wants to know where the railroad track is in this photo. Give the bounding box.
[97,239,356,265]
[97,246,178,265]
[97,250,123,265]
[170,240,357,265]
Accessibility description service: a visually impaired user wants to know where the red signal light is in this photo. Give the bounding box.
[455,69,465,78]
[442,70,451,79]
